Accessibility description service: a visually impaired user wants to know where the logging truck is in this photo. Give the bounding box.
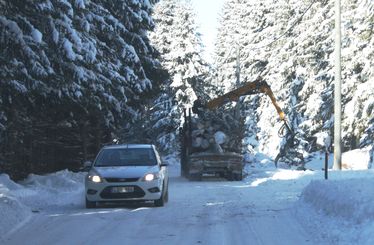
[180,77,300,181]
[180,106,244,181]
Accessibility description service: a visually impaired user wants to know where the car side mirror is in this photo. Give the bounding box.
[82,160,93,171]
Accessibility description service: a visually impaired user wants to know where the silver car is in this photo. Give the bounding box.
[84,144,168,208]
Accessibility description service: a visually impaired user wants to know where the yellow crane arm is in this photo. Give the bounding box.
[206,78,286,122]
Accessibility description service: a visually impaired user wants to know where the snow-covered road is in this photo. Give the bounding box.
[2,166,318,245]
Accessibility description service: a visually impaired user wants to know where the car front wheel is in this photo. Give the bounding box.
[154,194,164,207]
[164,188,169,203]
[85,197,97,208]
[154,182,168,207]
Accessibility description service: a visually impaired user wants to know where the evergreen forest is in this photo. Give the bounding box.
[0,0,373,179]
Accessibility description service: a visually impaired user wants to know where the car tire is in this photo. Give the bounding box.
[154,193,165,207]
[155,181,167,207]
[86,197,97,209]
[164,185,169,203]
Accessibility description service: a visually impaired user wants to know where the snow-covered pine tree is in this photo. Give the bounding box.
[213,0,241,94]
[214,0,374,165]
[148,0,209,153]
[340,0,374,149]
[0,0,161,179]
[282,0,374,153]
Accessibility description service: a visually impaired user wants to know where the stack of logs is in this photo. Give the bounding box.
[189,108,243,154]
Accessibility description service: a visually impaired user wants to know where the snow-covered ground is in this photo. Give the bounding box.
[0,149,373,244]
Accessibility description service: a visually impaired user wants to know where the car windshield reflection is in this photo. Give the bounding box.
[94,148,157,167]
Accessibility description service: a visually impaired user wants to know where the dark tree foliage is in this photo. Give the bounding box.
[0,0,162,180]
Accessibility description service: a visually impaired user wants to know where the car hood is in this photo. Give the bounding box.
[92,165,159,179]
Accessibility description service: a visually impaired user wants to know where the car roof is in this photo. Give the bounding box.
[102,144,154,150]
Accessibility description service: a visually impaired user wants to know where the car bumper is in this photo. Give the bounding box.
[85,179,163,202]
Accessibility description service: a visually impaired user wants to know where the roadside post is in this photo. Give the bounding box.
[325,150,328,180]
[324,134,331,180]
[317,132,331,180]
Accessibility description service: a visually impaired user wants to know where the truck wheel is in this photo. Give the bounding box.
[227,172,234,181]
[234,172,243,181]
[85,197,96,209]
[188,173,202,181]
[227,172,242,181]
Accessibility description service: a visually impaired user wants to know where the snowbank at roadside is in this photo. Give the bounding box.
[341,146,373,170]
[246,148,374,244]
[301,177,374,223]
[297,147,374,244]
[296,169,374,245]
[0,170,85,238]
[18,170,86,209]
[0,174,31,237]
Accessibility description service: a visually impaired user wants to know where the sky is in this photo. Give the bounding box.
[190,0,226,61]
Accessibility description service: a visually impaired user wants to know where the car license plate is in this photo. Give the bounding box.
[111,186,134,193]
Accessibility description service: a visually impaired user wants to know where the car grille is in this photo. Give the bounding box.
[104,177,139,183]
[100,186,145,199]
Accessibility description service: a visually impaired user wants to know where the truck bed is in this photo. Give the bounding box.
[187,152,243,181]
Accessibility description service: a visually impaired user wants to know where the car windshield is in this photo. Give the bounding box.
[94,148,157,167]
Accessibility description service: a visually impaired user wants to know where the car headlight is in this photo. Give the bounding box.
[88,174,102,183]
[143,173,159,181]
